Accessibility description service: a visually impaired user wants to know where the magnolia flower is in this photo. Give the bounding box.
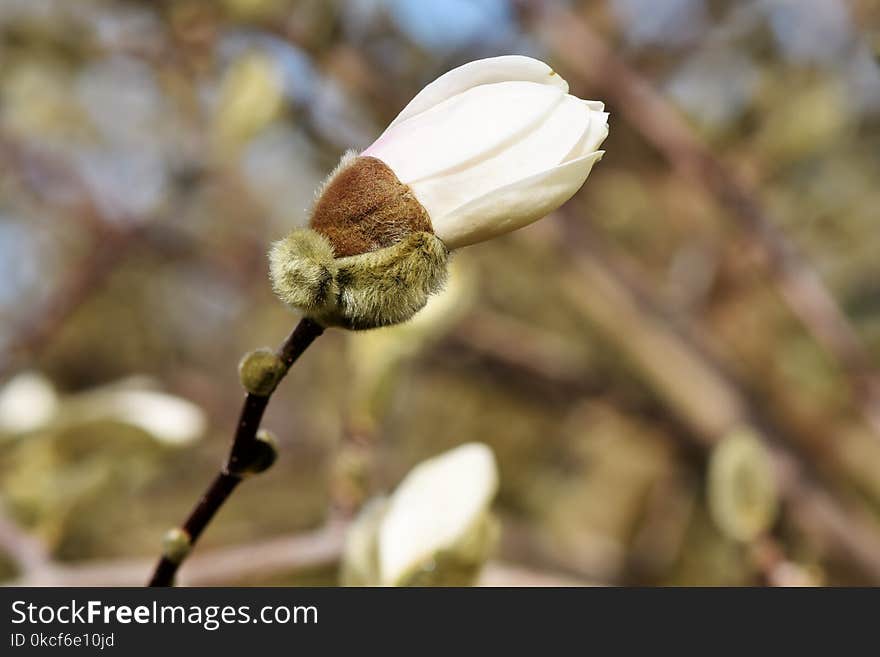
[360,55,609,249]
[341,442,499,586]
[270,55,607,329]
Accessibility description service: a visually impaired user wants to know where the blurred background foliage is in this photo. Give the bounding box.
[1,0,879,586]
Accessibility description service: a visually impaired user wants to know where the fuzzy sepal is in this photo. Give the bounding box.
[269,229,449,330]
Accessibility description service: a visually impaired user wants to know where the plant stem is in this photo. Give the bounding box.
[148,317,325,586]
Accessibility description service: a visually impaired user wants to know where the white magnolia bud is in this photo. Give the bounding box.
[270,56,606,329]
[341,443,500,586]
[377,442,499,585]
[363,55,608,248]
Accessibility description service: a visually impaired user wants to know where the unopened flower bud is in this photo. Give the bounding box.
[380,444,499,586]
[238,348,285,396]
[162,528,192,564]
[229,428,278,477]
[341,442,499,586]
[268,56,606,331]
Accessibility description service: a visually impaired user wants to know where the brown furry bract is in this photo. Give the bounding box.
[310,154,433,257]
[270,151,448,330]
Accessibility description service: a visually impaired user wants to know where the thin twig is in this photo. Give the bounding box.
[147,317,325,586]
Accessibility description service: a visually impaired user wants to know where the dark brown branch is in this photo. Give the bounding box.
[148,316,325,586]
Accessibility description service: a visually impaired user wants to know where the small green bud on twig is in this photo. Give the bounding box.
[162,528,192,564]
[238,348,285,396]
[228,429,278,477]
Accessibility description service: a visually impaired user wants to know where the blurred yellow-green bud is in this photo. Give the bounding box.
[229,429,279,477]
[340,443,500,586]
[162,528,192,564]
[708,428,779,542]
[238,348,285,396]
[212,52,284,157]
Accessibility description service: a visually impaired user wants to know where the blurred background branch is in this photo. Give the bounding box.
[552,215,880,582]
[535,5,880,438]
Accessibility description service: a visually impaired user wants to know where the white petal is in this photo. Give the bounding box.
[364,81,564,183]
[340,497,388,586]
[434,150,604,249]
[378,443,498,585]
[564,109,609,161]
[385,55,568,131]
[104,390,207,445]
[409,93,592,220]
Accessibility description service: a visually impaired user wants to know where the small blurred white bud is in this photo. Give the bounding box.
[0,371,59,435]
[342,442,500,586]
